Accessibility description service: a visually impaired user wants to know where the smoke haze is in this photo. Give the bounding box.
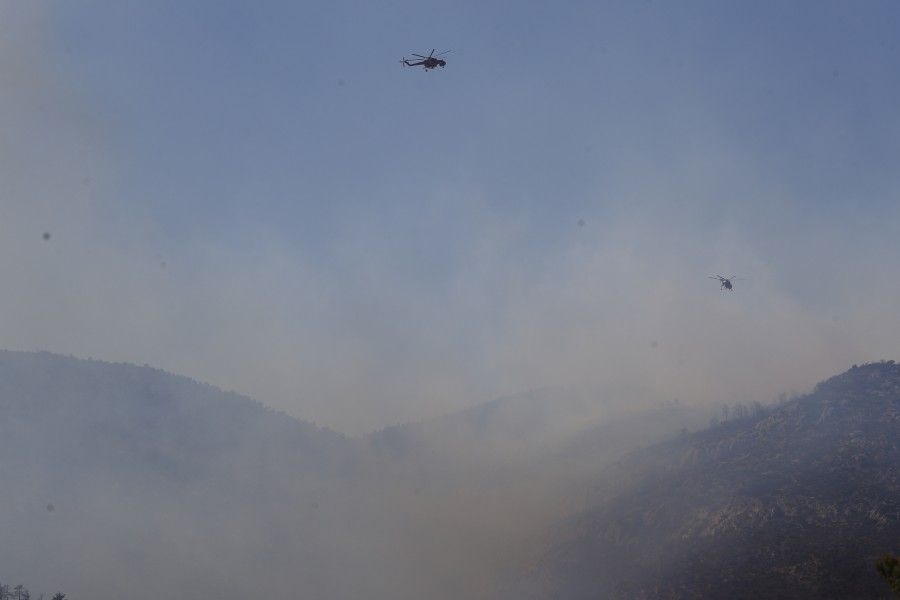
[2,5,900,598]
[2,1,899,435]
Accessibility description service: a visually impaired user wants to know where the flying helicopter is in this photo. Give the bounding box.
[709,275,743,291]
[401,49,450,70]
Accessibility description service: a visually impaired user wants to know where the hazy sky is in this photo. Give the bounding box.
[2,1,900,433]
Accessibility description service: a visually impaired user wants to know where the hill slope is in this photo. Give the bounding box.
[0,351,370,599]
[366,389,712,599]
[1,352,705,600]
[525,362,900,599]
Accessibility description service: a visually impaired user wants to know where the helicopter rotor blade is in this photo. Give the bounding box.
[429,49,435,57]
[411,54,428,59]
[435,50,452,57]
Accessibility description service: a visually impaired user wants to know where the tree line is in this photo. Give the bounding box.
[707,399,771,429]
[0,582,67,600]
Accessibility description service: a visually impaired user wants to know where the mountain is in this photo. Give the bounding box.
[522,362,900,599]
[13,350,890,600]
[0,350,373,599]
[1,352,655,599]
[366,389,713,599]
[2,351,698,600]
[370,388,607,472]
[370,388,711,479]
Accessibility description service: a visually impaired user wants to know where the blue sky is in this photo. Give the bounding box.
[2,1,900,432]
[52,1,900,276]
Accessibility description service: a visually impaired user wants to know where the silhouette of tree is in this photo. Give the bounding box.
[877,554,900,597]
[0,584,31,600]
[751,401,766,418]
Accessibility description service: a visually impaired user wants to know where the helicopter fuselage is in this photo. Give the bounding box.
[402,51,448,70]
[710,275,734,290]
[405,58,445,69]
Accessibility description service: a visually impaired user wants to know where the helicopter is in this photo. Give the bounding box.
[709,275,742,291]
[401,49,450,70]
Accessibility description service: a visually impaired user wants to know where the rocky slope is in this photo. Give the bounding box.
[524,362,900,599]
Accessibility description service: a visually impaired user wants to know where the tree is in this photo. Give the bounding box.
[751,401,766,418]
[877,554,900,597]
[50,594,65,600]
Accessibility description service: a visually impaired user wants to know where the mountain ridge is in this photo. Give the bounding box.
[0,349,367,598]
[523,361,900,599]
